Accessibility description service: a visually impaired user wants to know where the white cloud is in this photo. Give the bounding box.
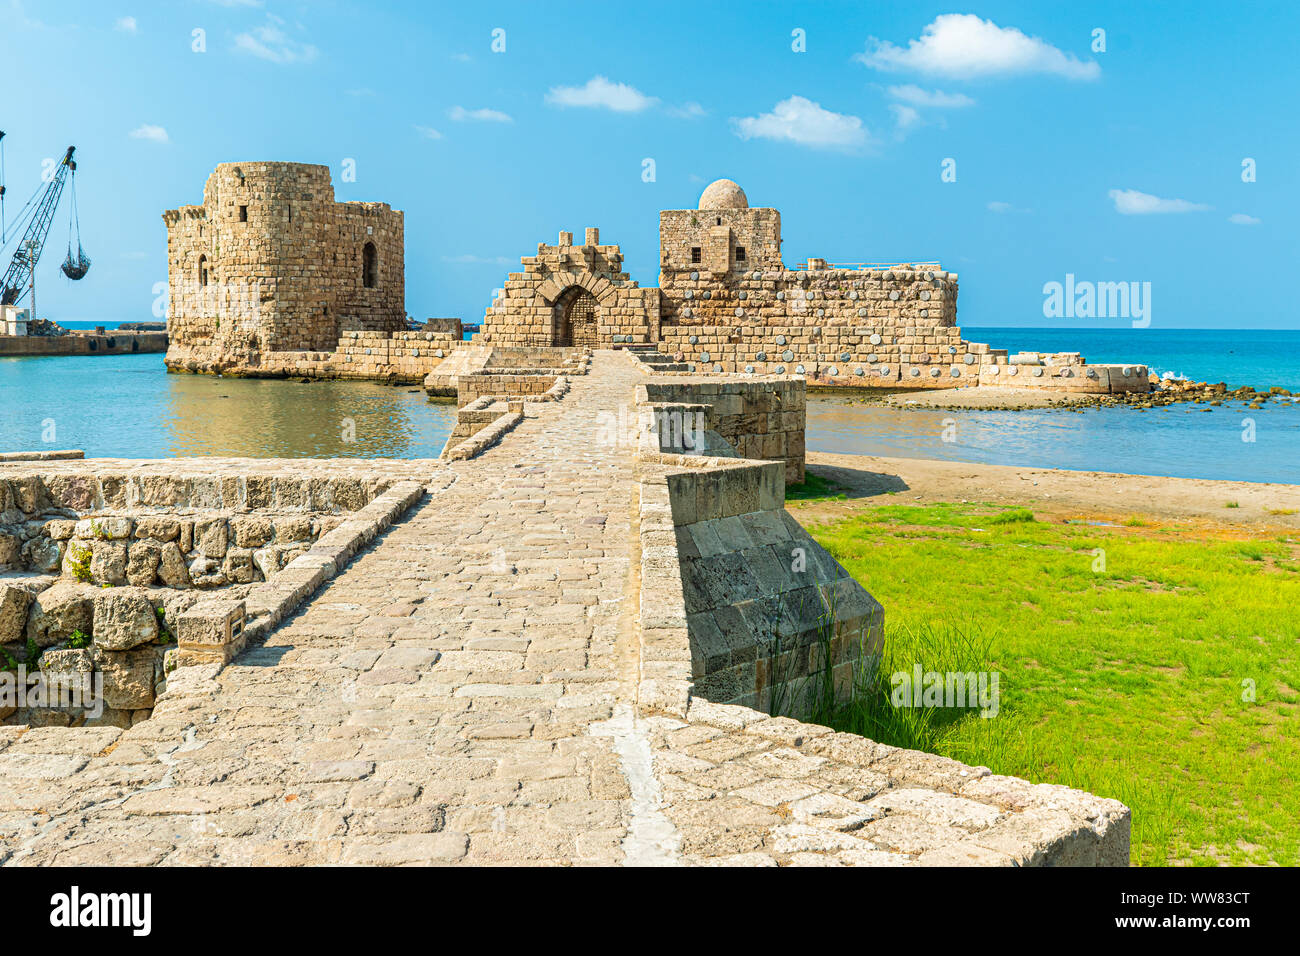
[732,95,868,150]
[451,52,472,62]
[234,17,318,64]
[890,103,922,132]
[129,124,168,143]
[115,16,137,33]
[1228,213,1260,225]
[1108,188,1210,215]
[448,106,513,123]
[887,84,975,108]
[667,101,708,119]
[414,126,442,140]
[545,76,658,112]
[987,201,1012,213]
[859,14,1099,81]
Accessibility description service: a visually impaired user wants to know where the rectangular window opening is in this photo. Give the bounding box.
[735,246,747,262]
[690,247,701,263]
[238,205,248,222]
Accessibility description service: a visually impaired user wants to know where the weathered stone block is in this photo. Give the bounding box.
[24,581,95,648]
[92,586,159,651]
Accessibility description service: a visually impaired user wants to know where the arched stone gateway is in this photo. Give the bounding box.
[553,287,599,347]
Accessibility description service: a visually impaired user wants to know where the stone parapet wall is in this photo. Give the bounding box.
[0,331,167,357]
[640,376,806,484]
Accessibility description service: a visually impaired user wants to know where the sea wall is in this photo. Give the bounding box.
[0,331,167,357]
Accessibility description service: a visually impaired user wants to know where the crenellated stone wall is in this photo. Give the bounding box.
[163,162,405,374]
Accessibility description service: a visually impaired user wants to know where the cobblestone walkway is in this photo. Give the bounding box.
[0,352,1128,866]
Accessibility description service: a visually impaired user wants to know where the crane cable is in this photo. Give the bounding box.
[0,130,6,244]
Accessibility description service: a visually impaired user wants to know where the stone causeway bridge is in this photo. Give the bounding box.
[0,351,1128,866]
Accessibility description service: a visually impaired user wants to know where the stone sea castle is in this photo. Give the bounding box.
[0,162,1134,867]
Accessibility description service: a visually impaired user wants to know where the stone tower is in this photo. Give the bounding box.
[659,178,783,277]
[163,162,404,372]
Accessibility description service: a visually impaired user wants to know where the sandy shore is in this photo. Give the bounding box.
[869,386,1091,409]
[806,451,1300,528]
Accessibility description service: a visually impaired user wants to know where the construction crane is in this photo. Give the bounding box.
[0,142,89,307]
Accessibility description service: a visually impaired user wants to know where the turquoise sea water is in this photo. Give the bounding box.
[0,351,456,459]
[2,328,1297,483]
[967,327,1300,392]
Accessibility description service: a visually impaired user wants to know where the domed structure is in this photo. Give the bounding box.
[698,179,748,210]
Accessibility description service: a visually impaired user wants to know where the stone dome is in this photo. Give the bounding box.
[698,179,748,210]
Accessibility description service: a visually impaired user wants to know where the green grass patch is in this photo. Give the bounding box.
[784,472,847,502]
[809,501,1300,866]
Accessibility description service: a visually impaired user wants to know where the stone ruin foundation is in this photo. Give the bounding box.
[0,466,421,728]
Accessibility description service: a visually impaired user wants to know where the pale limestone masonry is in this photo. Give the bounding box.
[163,162,404,373]
[159,165,1147,395]
[478,228,660,348]
[1,463,426,727]
[0,355,1128,866]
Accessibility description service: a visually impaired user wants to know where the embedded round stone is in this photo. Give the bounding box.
[685,289,694,299]
[989,364,1001,375]
[885,272,895,280]
[775,365,786,373]
[930,368,942,377]
[910,367,920,377]
[1008,366,1018,376]
[714,364,724,373]
[879,366,891,375]
[702,290,711,299]
[1033,367,1044,377]
[734,307,744,317]
[412,349,420,357]
[435,349,444,358]
[963,353,975,364]
[867,353,879,363]
[795,364,806,375]
[752,271,762,280]
[1062,368,1073,377]
[681,307,693,318]
[776,291,785,300]
[854,367,865,376]
[951,367,961,377]
[921,291,931,301]
[923,271,933,280]
[806,290,816,299]
[828,366,839,376]
[849,291,858,300]
[869,333,882,345]
[745,365,755,373]
[857,307,868,317]
[738,291,748,300]
[816,308,825,317]
[689,335,698,345]
[1087,369,1099,379]
[700,352,710,362]
[755,351,767,361]
[839,352,852,362]
[919,354,931,364]
[889,291,900,301]
[1122,366,1132,376]
[690,271,699,281]
[776,335,787,346]
[782,350,794,362]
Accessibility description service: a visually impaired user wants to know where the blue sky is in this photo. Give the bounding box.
[1,0,1295,329]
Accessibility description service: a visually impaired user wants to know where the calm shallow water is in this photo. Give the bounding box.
[0,353,456,459]
[808,397,1300,485]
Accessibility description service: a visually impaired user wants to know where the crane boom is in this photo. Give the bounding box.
[0,146,75,306]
